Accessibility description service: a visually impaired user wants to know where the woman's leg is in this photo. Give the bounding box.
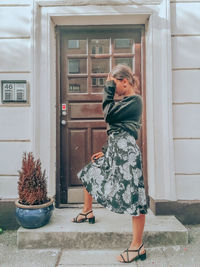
[82,187,93,213]
[72,187,94,222]
[117,214,146,262]
[130,214,145,248]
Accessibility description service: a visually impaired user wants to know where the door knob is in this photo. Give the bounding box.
[61,120,67,126]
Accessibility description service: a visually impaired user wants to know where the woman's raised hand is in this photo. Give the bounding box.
[91,152,104,162]
[106,72,117,83]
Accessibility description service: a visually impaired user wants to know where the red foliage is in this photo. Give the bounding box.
[18,152,49,205]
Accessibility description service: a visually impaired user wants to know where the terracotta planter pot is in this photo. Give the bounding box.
[15,197,54,229]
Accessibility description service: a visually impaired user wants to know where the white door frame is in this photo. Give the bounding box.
[33,0,176,202]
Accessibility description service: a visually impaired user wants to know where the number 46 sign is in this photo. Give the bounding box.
[1,80,27,103]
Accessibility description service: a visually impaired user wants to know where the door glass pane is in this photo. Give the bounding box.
[67,39,87,54]
[91,77,106,93]
[68,59,87,74]
[114,58,133,70]
[68,78,87,93]
[114,39,133,53]
[89,39,110,54]
[91,58,110,73]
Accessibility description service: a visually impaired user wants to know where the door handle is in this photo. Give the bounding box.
[61,120,67,126]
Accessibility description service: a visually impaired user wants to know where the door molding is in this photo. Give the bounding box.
[33,1,176,207]
[59,26,145,204]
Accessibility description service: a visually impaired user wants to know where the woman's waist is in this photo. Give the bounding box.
[107,123,139,139]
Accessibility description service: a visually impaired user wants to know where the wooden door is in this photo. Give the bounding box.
[59,26,146,204]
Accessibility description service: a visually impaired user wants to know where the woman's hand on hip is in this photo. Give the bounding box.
[91,152,104,162]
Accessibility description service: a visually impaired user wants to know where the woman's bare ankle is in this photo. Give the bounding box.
[129,242,144,250]
[82,208,93,213]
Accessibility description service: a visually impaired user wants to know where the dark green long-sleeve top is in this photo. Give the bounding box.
[102,80,142,141]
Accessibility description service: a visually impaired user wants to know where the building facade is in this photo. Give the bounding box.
[0,0,200,227]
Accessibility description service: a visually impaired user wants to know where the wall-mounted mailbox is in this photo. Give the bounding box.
[1,80,27,103]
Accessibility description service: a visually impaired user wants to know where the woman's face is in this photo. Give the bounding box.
[115,79,127,96]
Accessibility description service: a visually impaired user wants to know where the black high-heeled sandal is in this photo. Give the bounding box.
[119,243,146,263]
[72,210,95,224]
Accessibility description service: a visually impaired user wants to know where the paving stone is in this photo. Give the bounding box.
[57,249,137,266]
[137,247,168,267]
[0,246,60,267]
[162,245,200,267]
[57,247,169,267]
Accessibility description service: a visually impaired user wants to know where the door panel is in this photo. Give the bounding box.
[68,129,88,185]
[66,121,107,187]
[59,26,146,204]
[69,103,103,119]
[91,129,108,155]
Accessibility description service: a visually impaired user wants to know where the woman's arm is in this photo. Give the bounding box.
[102,80,139,123]
[102,80,116,122]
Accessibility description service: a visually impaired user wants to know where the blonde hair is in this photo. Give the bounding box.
[110,64,139,91]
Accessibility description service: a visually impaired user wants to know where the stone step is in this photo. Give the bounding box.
[17,208,188,249]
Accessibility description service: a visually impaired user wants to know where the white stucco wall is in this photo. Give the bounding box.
[0,0,199,202]
[0,1,33,198]
[171,0,200,200]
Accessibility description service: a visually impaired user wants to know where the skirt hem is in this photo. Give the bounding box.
[80,176,148,217]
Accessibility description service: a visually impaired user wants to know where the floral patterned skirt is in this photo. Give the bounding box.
[77,130,148,216]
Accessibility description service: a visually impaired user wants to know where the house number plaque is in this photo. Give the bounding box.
[1,80,27,103]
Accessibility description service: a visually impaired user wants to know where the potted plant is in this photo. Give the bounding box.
[15,152,54,229]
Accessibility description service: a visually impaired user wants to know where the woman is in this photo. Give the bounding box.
[72,64,148,263]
